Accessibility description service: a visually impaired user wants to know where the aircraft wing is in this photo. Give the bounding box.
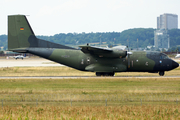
[79,45,127,58]
[79,45,112,54]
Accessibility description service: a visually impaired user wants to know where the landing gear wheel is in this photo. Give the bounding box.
[96,72,101,76]
[109,72,115,76]
[159,71,164,76]
[104,73,109,76]
[96,72,115,76]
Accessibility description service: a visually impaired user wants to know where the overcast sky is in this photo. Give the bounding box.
[0,0,180,35]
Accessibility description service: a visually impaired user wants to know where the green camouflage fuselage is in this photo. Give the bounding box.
[26,48,175,73]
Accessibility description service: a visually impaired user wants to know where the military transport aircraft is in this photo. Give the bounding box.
[7,15,179,76]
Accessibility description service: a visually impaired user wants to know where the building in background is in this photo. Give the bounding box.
[157,13,178,30]
[154,30,169,50]
[155,13,178,50]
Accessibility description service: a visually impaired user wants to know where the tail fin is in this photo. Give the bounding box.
[8,15,35,50]
[8,15,74,51]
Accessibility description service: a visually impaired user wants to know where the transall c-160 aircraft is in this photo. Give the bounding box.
[8,15,179,76]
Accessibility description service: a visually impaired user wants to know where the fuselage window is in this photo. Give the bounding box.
[81,59,84,64]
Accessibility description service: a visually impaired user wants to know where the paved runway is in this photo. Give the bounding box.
[0,58,63,67]
[0,76,180,79]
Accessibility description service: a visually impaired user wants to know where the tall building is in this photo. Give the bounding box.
[155,13,178,49]
[157,13,178,30]
[154,29,170,49]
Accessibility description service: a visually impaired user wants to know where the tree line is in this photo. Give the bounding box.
[0,28,180,50]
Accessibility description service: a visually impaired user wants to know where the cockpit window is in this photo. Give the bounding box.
[160,53,169,59]
[147,52,169,59]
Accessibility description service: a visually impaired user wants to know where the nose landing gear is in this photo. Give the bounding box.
[159,71,164,76]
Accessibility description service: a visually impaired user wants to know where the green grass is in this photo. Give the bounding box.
[0,78,179,93]
[0,78,180,106]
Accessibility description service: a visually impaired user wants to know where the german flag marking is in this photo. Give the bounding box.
[20,27,24,30]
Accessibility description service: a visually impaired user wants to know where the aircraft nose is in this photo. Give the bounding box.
[172,60,179,69]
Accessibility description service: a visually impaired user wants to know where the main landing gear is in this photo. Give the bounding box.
[96,72,115,76]
[159,71,164,76]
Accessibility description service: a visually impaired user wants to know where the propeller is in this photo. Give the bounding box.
[127,46,132,68]
[127,46,130,68]
[126,39,132,68]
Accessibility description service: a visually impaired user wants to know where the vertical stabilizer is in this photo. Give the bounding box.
[8,15,75,50]
[8,15,35,50]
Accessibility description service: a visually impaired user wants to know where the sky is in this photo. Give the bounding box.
[0,0,180,36]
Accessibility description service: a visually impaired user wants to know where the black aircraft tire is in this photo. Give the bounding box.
[159,71,164,76]
[96,72,101,76]
[104,73,110,76]
[96,72,115,76]
[109,72,115,76]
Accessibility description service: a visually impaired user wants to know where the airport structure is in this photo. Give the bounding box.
[154,29,170,50]
[157,13,178,30]
[155,13,178,49]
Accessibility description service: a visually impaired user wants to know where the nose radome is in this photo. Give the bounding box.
[172,60,179,69]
